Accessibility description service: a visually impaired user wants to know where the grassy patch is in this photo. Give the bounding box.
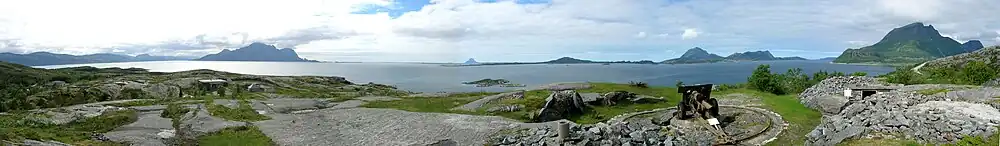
[716,89,822,146]
[197,126,274,146]
[105,100,160,107]
[204,97,270,122]
[361,92,495,114]
[0,110,137,145]
[917,88,950,95]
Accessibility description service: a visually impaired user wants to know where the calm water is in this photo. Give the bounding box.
[36,60,894,93]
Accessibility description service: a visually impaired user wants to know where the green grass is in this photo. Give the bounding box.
[197,126,274,146]
[361,92,496,114]
[0,110,137,145]
[204,97,270,122]
[840,128,1000,146]
[917,88,950,95]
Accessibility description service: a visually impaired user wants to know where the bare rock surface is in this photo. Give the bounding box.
[254,98,337,114]
[356,96,401,102]
[103,110,174,146]
[452,91,524,111]
[254,108,522,146]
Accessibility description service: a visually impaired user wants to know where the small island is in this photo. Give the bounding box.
[462,78,526,87]
[445,57,658,67]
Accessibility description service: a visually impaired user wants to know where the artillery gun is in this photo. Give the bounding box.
[675,84,734,144]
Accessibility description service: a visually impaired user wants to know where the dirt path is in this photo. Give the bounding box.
[912,61,928,75]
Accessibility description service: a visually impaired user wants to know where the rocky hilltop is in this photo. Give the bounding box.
[834,22,981,64]
[799,76,1000,145]
[197,42,317,62]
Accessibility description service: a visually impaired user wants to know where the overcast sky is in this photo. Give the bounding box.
[1,0,999,62]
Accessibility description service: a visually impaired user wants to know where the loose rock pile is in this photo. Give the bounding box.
[798,76,897,115]
[489,119,713,146]
[803,77,1000,145]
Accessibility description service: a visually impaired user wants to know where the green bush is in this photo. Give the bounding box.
[748,64,785,95]
[885,66,923,85]
[851,72,868,76]
[961,61,998,85]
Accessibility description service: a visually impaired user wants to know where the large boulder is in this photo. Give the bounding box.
[600,91,636,105]
[535,90,586,122]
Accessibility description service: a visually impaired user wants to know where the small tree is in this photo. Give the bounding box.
[850,72,868,76]
[748,64,784,95]
[217,87,227,97]
[675,80,684,88]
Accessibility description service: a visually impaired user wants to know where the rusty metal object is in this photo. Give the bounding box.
[676,84,734,144]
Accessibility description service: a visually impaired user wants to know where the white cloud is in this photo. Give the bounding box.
[634,32,647,38]
[2,0,1000,61]
[681,29,699,40]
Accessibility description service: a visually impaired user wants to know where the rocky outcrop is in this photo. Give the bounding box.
[593,91,666,106]
[487,105,524,113]
[103,110,175,146]
[95,82,181,100]
[177,105,246,138]
[453,91,525,112]
[804,78,1000,145]
[798,76,897,115]
[924,46,1000,70]
[536,90,587,122]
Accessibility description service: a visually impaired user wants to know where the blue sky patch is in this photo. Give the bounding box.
[352,0,552,18]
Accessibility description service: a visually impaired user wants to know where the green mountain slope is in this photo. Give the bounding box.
[834,22,971,64]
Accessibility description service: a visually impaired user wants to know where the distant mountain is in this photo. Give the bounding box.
[196,42,317,62]
[834,22,972,64]
[661,47,724,64]
[541,57,596,64]
[0,52,190,66]
[464,58,479,64]
[135,54,194,61]
[662,48,805,64]
[961,40,984,52]
[815,57,838,61]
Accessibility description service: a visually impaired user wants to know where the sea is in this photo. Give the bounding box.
[35,60,895,93]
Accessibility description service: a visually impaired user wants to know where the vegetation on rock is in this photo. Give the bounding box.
[197,126,274,146]
[0,109,137,145]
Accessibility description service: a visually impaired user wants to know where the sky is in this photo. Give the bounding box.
[1,0,999,62]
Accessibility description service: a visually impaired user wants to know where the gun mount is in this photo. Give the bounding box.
[675,84,733,144]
